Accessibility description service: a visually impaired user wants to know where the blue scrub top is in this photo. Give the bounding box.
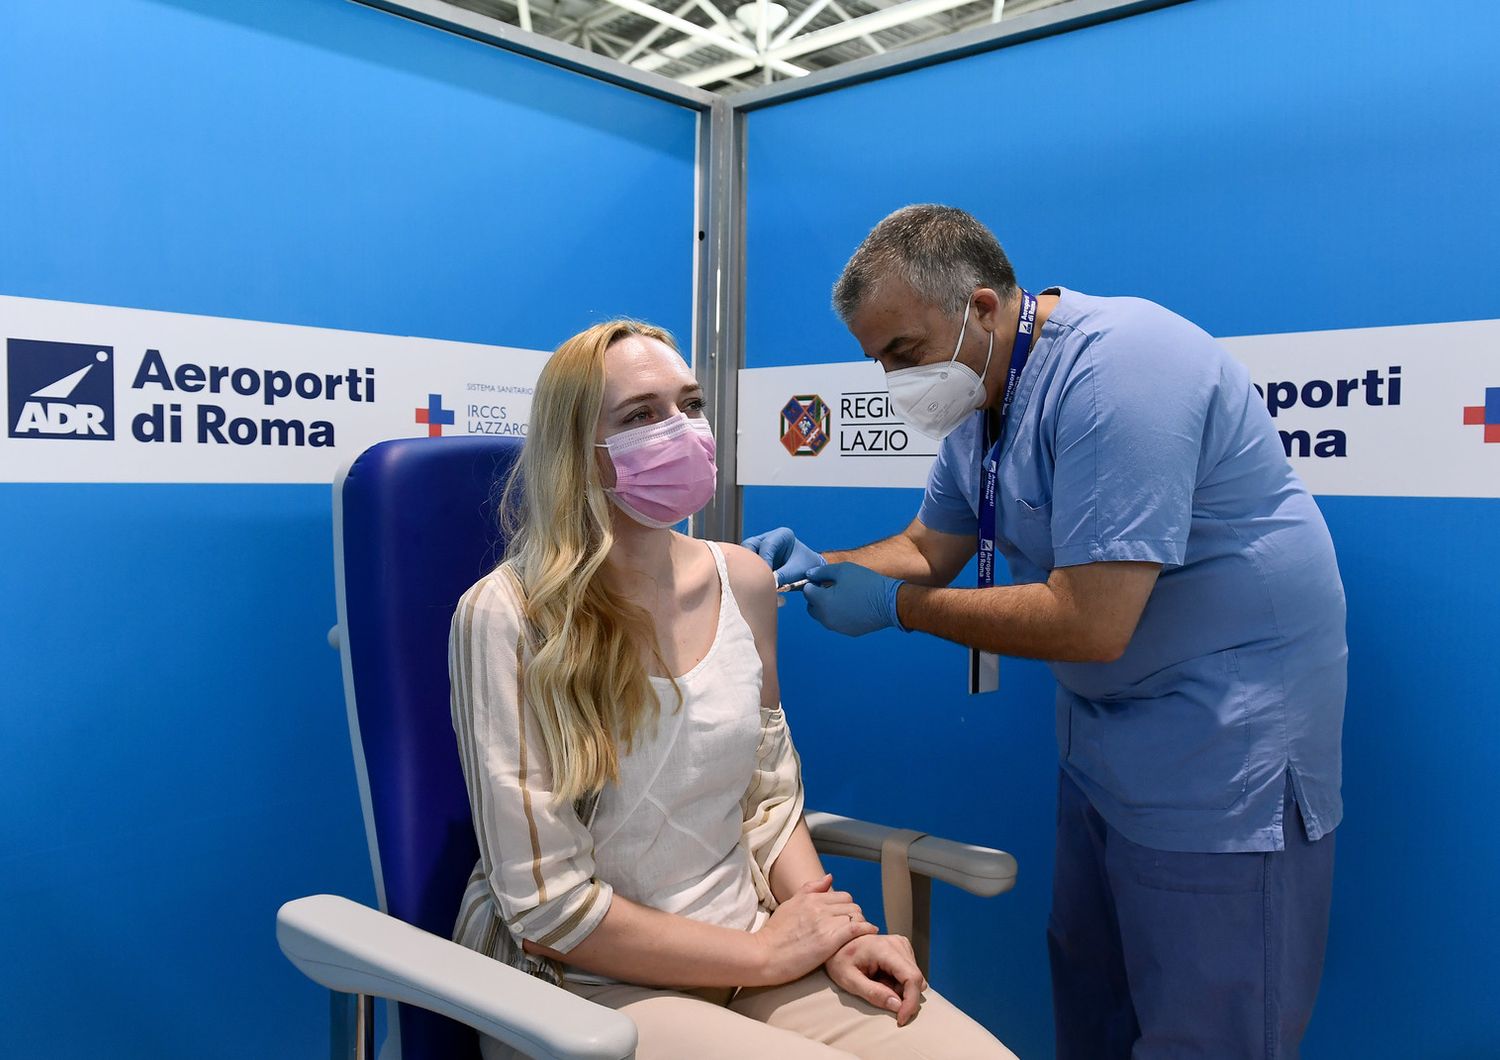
[918,288,1346,853]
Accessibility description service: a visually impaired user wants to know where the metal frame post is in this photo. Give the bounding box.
[692,97,746,543]
[330,991,377,1060]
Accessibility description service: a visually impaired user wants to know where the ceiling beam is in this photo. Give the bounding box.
[443,0,1031,91]
[597,0,760,60]
[630,15,809,79]
[681,0,982,86]
[692,0,754,48]
[767,0,980,61]
[679,54,762,85]
[826,0,886,53]
[618,0,698,63]
[768,0,832,49]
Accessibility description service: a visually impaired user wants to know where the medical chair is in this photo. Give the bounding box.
[277,435,1018,1060]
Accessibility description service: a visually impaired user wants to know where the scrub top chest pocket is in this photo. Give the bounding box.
[992,422,1057,581]
[1002,495,1055,574]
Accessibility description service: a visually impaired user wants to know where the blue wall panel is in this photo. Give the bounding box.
[744,0,1500,1055]
[0,0,695,1056]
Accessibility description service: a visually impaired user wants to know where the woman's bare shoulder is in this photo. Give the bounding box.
[718,542,776,616]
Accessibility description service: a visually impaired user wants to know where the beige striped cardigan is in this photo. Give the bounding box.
[447,565,804,986]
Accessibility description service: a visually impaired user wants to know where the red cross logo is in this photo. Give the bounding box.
[1462,387,1500,443]
[414,393,455,437]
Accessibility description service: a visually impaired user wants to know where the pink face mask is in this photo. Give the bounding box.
[596,413,717,529]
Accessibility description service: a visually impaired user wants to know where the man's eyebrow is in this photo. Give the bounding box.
[873,335,917,358]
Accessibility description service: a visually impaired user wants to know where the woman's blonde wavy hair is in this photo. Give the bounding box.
[498,319,681,804]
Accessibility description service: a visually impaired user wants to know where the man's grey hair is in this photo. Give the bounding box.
[832,204,1017,322]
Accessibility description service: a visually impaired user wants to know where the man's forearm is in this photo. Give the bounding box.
[896,581,1124,663]
[826,533,942,585]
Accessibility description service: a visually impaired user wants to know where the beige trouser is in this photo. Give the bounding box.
[481,969,1018,1060]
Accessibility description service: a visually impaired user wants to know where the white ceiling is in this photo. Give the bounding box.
[442,0,1071,92]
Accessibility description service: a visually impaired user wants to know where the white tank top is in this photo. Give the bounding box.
[571,541,765,979]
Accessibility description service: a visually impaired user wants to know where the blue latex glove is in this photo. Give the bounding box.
[741,526,825,587]
[802,562,907,637]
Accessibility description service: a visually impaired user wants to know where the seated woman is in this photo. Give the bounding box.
[449,320,1016,1060]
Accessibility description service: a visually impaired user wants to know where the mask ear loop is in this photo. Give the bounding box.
[975,323,995,389]
[954,297,995,404]
[943,299,973,379]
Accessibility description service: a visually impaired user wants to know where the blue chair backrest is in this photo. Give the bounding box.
[335,436,525,1060]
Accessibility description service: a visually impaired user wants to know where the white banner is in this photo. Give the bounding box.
[1221,319,1500,497]
[738,318,1500,498]
[1,295,550,483]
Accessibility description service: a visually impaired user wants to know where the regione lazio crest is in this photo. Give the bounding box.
[780,394,831,456]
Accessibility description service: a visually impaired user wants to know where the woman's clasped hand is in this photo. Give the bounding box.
[751,873,877,982]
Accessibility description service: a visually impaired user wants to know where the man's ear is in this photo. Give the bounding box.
[971,287,1006,331]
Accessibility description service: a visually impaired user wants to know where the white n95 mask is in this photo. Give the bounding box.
[885,298,994,440]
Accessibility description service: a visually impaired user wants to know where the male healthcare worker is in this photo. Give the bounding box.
[745,205,1346,1060]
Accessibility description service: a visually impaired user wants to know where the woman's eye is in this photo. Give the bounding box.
[626,408,651,423]
[684,398,707,413]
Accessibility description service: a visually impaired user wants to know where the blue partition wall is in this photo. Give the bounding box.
[0,1,695,1056]
[744,0,1500,1055]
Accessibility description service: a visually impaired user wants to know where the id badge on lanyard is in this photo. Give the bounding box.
[969,289,1037,695]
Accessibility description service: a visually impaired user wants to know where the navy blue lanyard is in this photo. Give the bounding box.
[977,289,1037,589]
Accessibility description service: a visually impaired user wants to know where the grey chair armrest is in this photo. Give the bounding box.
[277,895,637,1060]
[805,811,1018,897]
